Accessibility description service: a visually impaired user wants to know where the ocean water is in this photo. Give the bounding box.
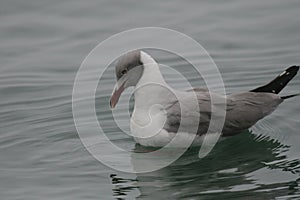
[1,0,300,199]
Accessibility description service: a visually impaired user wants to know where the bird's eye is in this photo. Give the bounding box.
[121,69,127,75]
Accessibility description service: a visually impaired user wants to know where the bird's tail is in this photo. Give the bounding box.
[250,65,299,94]
[281,94,300,100]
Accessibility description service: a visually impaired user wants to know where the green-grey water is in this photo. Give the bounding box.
[1,0,300,199]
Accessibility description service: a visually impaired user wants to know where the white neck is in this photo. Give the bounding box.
[134,51,170,109]
[137,51,167,86]
[130,51,171,142]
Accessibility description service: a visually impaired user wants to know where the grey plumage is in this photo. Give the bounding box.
[115,50,142,80]
[112,51,299,139]
[163,66,299,136]
[163,90,283,136]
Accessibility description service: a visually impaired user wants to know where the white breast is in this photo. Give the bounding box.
[129,51,205,147]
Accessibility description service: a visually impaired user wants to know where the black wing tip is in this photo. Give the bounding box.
[281,65,299,80]
[250,65,299,94]
[286,65,299,73]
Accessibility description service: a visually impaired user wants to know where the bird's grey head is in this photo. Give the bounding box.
[110,50,144,108]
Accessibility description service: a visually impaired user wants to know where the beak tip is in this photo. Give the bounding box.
[110,82,125,109]
[109,99,114,109]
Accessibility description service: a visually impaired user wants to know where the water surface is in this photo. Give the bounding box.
[1,0,300,199]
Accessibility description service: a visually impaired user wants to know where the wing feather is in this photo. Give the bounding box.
[164,89,283,136]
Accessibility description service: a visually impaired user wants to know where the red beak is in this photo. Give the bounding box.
[110,82,125,108]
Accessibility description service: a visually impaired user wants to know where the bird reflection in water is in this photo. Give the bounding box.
[109,131,300,199]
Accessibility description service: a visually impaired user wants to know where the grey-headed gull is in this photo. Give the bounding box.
[110,51,299,147]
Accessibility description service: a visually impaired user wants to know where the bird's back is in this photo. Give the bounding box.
[222,92,283,136]
[164,90,283,136]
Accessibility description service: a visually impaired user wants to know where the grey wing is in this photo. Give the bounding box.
[163,90,214,135]
[163,90,283,136]
[222,92,283,135]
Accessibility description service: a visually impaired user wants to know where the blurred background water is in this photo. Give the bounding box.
[1,0,300,199]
